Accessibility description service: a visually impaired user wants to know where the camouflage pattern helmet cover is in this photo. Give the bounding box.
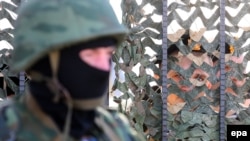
[11,0,128,72]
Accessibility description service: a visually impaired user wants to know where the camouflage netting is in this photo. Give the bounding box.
[0,0,21,99]
[224,0,250,129]
[111,0,162,140]
[166,1,220,140]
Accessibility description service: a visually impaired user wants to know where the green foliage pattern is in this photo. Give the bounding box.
[112,0,162,140]
[0,0,21,99]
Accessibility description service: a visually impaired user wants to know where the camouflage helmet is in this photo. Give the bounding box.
[11,0,128,72]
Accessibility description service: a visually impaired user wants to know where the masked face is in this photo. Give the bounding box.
[28,38,116,138]
[58,39,116,99]
[28,38,116,102]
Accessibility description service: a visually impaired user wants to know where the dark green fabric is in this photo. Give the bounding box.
[0,106,11,140]
[0,95,142,141]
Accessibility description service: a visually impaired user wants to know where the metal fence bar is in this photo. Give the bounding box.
[220,0,226,140]
[162,0,168,140]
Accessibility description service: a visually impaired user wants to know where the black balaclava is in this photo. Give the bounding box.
[28,38,116,139]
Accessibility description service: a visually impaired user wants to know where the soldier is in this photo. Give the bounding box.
[0,0,143,140]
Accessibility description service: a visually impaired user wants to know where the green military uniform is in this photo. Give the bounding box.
[0,94,141,141]
[0,0,144,140]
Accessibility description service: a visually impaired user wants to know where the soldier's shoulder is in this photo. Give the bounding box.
[95,107,145,141]
[0,99,15,120]
[0,99,19,141]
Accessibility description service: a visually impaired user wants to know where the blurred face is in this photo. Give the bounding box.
[79,46,115,71]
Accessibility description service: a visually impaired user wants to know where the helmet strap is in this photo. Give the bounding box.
[30,51,105,140]
[49,51,60,77]
[49,51,73,141]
